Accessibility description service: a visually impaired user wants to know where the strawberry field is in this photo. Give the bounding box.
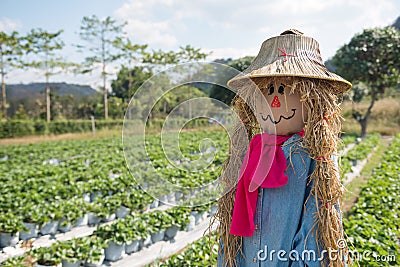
[0,131,399,266]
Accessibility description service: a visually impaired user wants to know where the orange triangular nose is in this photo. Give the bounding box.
[271,96,281,108]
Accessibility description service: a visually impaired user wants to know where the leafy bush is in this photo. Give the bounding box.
[0,120,35,138]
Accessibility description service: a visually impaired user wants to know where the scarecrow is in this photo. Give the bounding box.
[214,29,352,267]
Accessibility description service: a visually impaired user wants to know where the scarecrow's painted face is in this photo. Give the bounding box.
[255,79,306,135]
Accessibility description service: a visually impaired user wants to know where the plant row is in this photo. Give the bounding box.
[344,134,400,266]
[148,231,219,267]
[1,201,217,266]
[339,134,358,150]
[340,133,380,178]
[0,189,156,248]
[0,130,229,240]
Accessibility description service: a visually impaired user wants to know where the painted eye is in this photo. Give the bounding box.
[278,84,285,95]
[268,84,274,95]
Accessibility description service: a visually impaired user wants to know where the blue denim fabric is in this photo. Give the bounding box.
[218,133,323,267]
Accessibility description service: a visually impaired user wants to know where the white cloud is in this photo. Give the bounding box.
[345,0,397,28]
[0,17,22,32]
[113,0,252,48]
[260,0,338,15]
[122,19,177,47]
[113,0,398,58]
[5,0,399,86]
[205,47,258,60]
[113,0,182,47]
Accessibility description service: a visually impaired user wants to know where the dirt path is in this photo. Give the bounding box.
[0,129,122,146]
[342,136,393,215]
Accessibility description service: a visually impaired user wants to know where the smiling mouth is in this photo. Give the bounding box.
[261,109,296,124]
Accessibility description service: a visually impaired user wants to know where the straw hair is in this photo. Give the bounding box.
[227,30,352,94]
[211,76,350,267]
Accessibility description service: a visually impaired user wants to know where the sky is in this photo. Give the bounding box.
[1,0,399,89]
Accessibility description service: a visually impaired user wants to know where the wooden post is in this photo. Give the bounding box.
[45,77,51,123]
[91,115,96,137]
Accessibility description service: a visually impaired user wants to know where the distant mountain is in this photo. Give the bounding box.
[6,82,99,100]
[393,16,400,29]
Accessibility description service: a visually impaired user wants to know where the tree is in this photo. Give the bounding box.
[113,37,147,96]
[210,56,254,105]
[122,45,208,120]
[331,26,400,136]
[0,31,23,119]
[24,28,70,123]
[111,65,152,101]
[142,45,209,66]
[393,16,400,30]
[77,15,127,120]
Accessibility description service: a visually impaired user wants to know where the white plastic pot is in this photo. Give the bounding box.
[209,205,218,216]
[0,232,19,247]
[104,241,125,262]
[165,225,180,240]
[58,219,72,233]
[82,193,91,202]
[200,211,208,222]
[89,191,102,202]
[150,229,165,243]
[140,235,152,248]
[190,211,201,225]
[116,206,130,219]
[125,239,140,254]
[87,213,101,225]
[149,199,159,209]
[158,195,167,206]
[167,193,175,204]
[100,214,116,223]
[40,221,59,236]
[74,214,89,227]
[175,192,183,201]
[190,188,199,196]
[186,215,196,231]
[20,222,39,240]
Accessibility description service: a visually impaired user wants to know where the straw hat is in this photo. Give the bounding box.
[227,29,352,94]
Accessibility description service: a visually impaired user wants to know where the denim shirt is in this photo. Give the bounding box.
[218,133,322,267]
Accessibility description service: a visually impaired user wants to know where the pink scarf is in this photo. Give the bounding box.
[229,129,304,237]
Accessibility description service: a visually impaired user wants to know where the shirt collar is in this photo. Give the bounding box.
[282,133,303,159]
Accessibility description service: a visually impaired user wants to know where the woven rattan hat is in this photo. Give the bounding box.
[227,29,352,94]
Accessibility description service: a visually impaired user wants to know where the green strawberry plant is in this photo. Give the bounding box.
[0,213,26,234]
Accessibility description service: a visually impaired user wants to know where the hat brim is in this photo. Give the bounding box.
[228,73,352,95]
[227,57,352,95]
